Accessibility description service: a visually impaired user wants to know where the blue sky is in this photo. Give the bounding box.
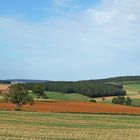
[0,0,140,80]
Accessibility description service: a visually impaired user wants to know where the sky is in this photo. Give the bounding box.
[0,0,140,81]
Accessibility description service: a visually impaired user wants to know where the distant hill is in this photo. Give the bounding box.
[0,80,11,84]
[1,76,140,98]
[99,76,140,84]
[1,76,140,84]
[3,79,48,83]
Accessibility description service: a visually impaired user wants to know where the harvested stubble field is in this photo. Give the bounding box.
[0,101,140,114]
[0,111,140,140]
[0,84,10,90]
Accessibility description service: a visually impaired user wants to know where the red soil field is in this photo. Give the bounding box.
[0,101,140,114]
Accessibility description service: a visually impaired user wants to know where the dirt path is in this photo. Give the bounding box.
[0,101,140,114]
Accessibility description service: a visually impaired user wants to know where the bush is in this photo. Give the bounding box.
[125,97,132,105]
[89,98,96,102]
[112,96,132,106]
[112,96,125,104]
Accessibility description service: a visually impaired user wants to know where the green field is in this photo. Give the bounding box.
[0,111,140,140]
[132,99,140,107]
[29,91,91,102]
[124,84,140,95]
[37,91,91,102]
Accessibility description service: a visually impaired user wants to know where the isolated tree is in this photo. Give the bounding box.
[4,84,34,110]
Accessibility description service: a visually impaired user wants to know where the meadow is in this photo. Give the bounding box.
[45,91,91,102]
[0,110,140,140]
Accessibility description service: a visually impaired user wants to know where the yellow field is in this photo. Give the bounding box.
[0,84,10,90]
[0,111,140,140]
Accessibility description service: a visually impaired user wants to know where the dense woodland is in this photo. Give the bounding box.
[2,76,140,98]
[101,76,140,84]
[23,81,126,98]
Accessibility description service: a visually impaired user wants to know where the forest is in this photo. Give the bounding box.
[2,76,140,98]
[24,80,126,98]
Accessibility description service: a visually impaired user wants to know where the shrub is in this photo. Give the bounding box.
[125,97,132,105]
[89,98,96,102]
[112,96,132,106]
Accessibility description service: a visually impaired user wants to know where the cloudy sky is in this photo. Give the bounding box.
[0,0,140,80]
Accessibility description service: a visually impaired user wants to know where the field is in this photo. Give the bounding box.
[97,83,140,106]
[0,84,10,91]
[124,84,140,92]
[46,91,91,102]
[0,84,10,99]
[0,101,140,114]
[0,83,140,139]
[0,111,140,140]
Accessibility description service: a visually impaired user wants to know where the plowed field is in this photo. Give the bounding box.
[0,101,140,114]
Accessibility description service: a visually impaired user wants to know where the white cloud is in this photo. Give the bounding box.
[0,0,140,80]
[87,9,117,24]
[86,0,140,25]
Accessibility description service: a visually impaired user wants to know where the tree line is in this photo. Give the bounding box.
[23,80,126,98]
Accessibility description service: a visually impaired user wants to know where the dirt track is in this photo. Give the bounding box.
[0,101,140,114]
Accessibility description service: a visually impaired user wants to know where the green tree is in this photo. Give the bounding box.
[32,85,44,97]
[125,97,132,105]
[112,96,132,106]
[89,98,96,102]
[4,84,34,110]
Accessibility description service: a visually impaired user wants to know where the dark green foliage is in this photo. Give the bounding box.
[25,80,126,98]
[89,98,96,102]
[4,84,34,110]
[112,96,126,104]
[112,96,132,106]
[125,97,132,105]
[102,76,140,84]
[32,85,45,96]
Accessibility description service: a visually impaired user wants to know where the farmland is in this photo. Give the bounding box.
[97,83,140,106]
[0,84,10,93]
[0,84,10,99]
[46,91,91,102]
[0,110,140,140]
[0,84,10,89]
[0,101,140,114]
[0,81,140,140]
